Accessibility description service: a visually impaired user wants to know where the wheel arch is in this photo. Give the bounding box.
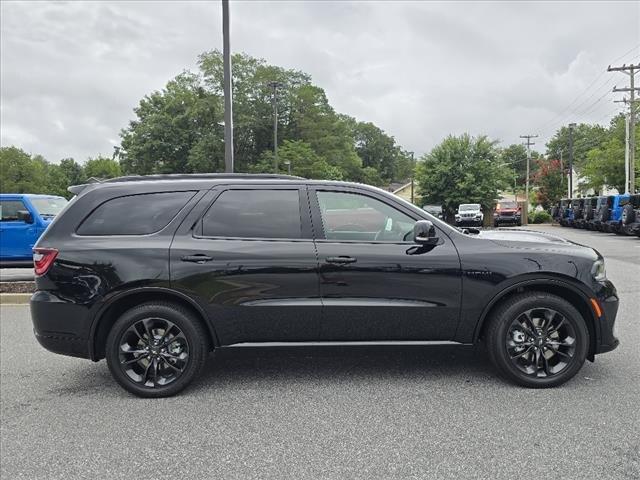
[89,287,218,361]
[473,278,599,360]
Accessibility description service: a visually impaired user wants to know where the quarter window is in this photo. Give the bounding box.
[77,191,194,236]
[0,200,28,222]
[316,191,415,242]
[201,189,301,239]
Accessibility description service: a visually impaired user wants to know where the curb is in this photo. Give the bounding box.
[0,293,31,305]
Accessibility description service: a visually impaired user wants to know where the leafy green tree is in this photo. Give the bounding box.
[498,143,541,187]
[59,158,86,186]
[251,140,343,180]
[84,156,121,179]
[582,115,639,192]
[415,134,509,221]
[0,147,48,193]
[545,123,608,173]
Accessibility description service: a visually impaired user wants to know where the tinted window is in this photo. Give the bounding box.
[0,200,27,221]
[77,191,194,235]
[201,189,301,239]
[317,191,414,242]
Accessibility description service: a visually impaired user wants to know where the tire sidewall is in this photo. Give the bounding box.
[489,294,589,388]
[106,303,207,397]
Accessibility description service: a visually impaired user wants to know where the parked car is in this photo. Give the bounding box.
[603,194,630,234]
[455,203,483,227]
[0,194,69,265]
[30,174,619,397]
[550,201,562,223]
[559,198,573,227]
[571,199,586,229]
[621,194,640,236]
[493,200,521,227]
[582,197,599,230]
[422,204,444,220]
[592,196,612,232]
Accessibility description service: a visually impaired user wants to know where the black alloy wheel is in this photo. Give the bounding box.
[106,302,208,397]
[486,293,588,388]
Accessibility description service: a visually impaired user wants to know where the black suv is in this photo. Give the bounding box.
[30,174,620,397]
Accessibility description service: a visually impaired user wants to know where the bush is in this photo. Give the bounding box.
[530,210,552,224]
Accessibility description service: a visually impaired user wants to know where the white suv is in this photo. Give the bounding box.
[455,203,483,227]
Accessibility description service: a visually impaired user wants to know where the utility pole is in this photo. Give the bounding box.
[268,81,284,173]
[568,124,576,196]
[609,63,640,193]
[222,0,234,172]
[410,152,415,204]
[520,134,538,222]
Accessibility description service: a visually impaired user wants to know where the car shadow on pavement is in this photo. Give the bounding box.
[196,344,497,388]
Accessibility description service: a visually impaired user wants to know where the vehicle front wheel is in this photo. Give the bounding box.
[106,302,209,397]
[485,293,589,388]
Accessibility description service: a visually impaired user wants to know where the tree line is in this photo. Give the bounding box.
[1,51,637,212]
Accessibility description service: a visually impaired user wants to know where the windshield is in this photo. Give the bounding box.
[30,197,68,217]
[459,204,480,211]
[497,201,517,209]
[423,205,441,213]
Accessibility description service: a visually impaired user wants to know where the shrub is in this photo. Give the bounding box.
[530,210,552,224]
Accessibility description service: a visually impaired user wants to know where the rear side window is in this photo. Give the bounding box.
[77,191,194,235]
[201,189,301,239]
[0,200,27,221]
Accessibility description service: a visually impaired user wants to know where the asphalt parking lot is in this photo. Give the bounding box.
[1,225,638,479]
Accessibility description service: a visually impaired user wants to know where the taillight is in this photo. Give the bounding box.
[33,248,58,276]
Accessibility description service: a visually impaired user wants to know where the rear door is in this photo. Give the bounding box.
[309,186,462,341]
[170,184,321,345]
[0,197,38,259]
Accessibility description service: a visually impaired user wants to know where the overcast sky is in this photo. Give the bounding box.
[1,1,639,163]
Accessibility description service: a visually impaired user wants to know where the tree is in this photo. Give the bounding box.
[533,158,565,208]
[545,123,608,173]
[415,134,509,221]
[251,140,343,180]
[0,147,48,193]
[84,156,121,179]
[498,143,541,187]
[59,158,86,186]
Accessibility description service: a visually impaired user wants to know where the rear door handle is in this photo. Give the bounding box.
[181,254,213,263]
[325,256,357,265]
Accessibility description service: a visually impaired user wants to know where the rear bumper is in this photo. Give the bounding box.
[30,290,91,359]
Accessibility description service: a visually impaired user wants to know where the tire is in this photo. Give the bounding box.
[485,292,589,388]
[106,302,209,397]
[622,204,635,225]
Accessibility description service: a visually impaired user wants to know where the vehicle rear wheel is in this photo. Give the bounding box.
[106,302,209,397]
[486,293,589,388]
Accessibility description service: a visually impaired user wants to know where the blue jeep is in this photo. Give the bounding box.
[558,198,574,227]
[603,194,630,234]
[0,194,69,265]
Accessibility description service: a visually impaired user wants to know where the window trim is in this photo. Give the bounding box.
[309,187,420,245]
[194,185,313,242]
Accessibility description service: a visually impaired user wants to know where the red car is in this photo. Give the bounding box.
[493,201,522,227]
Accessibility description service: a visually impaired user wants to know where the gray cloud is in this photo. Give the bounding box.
[1,0,638,163]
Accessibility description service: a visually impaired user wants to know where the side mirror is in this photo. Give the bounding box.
[413,220,438,246]
[17,210,33,224]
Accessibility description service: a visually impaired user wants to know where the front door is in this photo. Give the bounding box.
[170,185,321,345]
[310,187,462,341]
[0,198,38,260]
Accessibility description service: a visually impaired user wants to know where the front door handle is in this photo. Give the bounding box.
[181,254,213,263]
[325,256,357,265]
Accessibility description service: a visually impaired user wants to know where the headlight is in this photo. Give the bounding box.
[591,259,606,281]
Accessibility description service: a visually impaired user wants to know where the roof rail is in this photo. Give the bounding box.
[68,173,303,195]
[103,173,303,183]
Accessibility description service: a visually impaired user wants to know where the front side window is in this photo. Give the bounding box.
[77,191,194,235]
[201,189,301,239]
[316,191,415,242]
[0,200,28,222]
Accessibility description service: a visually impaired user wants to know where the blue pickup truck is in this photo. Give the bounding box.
[0,194,69,265]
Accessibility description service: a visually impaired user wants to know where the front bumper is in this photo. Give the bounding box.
[30,290,91,359]
[594,280,620,355]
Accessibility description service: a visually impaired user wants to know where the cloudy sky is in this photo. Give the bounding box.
[1,1,639,163]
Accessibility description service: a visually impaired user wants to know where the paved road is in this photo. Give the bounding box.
[0,267,34,282]
[1,227,638,479]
